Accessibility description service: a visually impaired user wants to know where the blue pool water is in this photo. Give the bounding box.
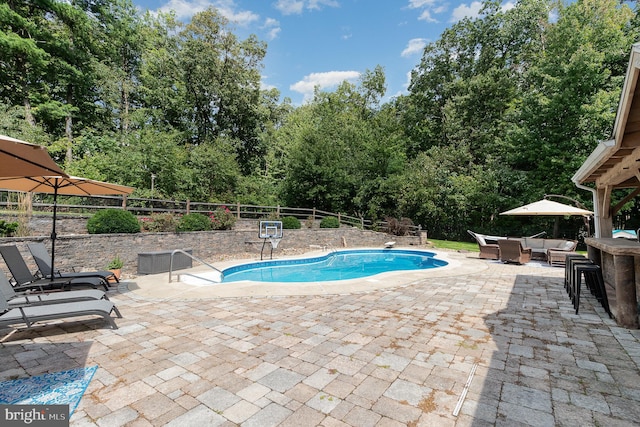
[219,249,447,283]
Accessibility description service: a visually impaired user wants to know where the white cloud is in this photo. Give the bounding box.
[401,38,427,57]
[159,0,211,19]
[290,71,360,101]
[274,0,339,15]
[158,0,259,25]
[308,0,340,10]
[450,1,483,22]
[502,1,516,12]
[260,76,277,91]
[407,0,437,8]
[341,25,352,40]
[267,27,281,39]
[406,0,441,23]
[263,17,281,40]
[418,10,436,22]
[274,0,305,15]
[221,8,260,25]
[404,70,412,91]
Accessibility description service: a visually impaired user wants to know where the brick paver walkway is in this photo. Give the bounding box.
[1,251,639,426]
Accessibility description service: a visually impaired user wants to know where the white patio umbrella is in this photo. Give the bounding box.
[0,134,67,177]
[500,199,593,216]
[0,175,134,280]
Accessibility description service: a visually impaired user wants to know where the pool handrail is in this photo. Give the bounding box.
[168,249,223,283]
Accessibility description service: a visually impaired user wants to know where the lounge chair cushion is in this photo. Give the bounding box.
[0,270,110,308]
[0,294,120,329]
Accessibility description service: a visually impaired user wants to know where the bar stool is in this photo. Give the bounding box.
[564,254,590,298]
[572,263,613,318]
[580,264,613,319]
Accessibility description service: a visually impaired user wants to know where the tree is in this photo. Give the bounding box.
[279,69,409,218]
[178,9,267,173]
[507,0,638,201]
[0,1,52,126]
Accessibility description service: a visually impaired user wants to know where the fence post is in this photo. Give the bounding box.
[338,212,341,223]
[277,205,280,217]
[313,208,316,221]
[122,195,127,210]
[236,202,240,219]
[186,199,190,215]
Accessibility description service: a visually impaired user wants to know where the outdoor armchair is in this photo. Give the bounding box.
[467,230,501,260]
[498,239,532,265]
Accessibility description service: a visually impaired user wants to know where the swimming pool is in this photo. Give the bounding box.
[211,249,447,283]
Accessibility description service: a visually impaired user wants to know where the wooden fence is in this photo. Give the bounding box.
[0,192,422,235]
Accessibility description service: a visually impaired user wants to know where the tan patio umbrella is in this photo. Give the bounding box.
[501,198,592,238]
[0,175,134,280]
[0,134,67,177]
[500,199,593,216]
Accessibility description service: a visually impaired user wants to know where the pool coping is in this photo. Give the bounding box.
[123,247,489,299]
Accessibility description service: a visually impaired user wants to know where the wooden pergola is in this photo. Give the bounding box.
[573,43,640,237]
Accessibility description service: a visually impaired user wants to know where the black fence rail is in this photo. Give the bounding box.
[0,192,422,235]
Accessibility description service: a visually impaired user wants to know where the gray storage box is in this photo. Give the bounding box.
[137,249,193,274]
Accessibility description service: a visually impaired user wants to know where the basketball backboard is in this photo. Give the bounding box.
[259,220,283,239]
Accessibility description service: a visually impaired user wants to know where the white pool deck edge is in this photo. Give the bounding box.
[124,248,489,299]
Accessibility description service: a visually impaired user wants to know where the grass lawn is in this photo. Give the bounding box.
[427,238,478,253]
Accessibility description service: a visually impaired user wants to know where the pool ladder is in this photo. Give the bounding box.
[168,249,224,283]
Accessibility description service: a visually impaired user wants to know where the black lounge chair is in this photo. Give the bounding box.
[0,245,107,292]
[0,291,120,330]
[27,242,118,286]
[0,269,113,308]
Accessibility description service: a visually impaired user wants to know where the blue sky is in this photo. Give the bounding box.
[131,1,506,105]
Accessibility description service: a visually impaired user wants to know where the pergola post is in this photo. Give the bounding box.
[596,187,613,238]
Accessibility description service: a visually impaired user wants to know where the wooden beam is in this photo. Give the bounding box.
[612,186,640,216]
[596,144,640,188]
[602,185,612,219]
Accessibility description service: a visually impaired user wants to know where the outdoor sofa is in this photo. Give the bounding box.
[512,237,577,261]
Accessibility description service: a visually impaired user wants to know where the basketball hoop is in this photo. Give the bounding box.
[259,220,283,260]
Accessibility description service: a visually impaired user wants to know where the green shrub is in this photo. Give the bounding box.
[319,216,340,228]
[87,209,140,234]
[140,213,178,232]
[0,220,19,237]
[281,216,301,229]
[209,207,236,230]
[177,213,211,232]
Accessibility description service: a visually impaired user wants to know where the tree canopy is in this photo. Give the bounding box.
[1,0,638,239]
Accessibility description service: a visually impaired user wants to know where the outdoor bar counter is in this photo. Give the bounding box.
[585,237,639,328]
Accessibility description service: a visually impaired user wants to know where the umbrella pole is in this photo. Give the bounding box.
[50,183,58,281]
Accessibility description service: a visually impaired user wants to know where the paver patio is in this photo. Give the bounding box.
[1,249,639,426]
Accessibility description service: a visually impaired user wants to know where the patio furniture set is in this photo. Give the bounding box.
[0,243,121,330]
[468,230,579,265]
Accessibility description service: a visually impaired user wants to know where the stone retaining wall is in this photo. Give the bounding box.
[0,228,423,279]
